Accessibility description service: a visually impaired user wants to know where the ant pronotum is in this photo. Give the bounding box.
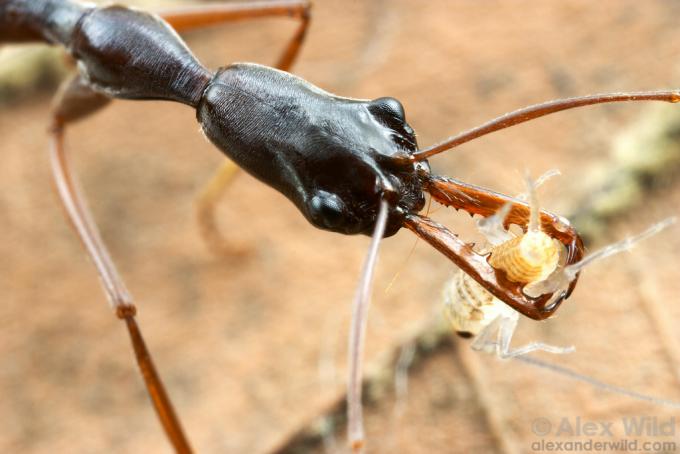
[2,0,680,452]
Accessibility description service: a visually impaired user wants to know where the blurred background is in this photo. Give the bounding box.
[2,1,680,453]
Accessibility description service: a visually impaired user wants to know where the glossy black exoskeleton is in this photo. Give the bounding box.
[5,0,677,320]
[198,63,428,235]
[2,0,426,237]
[5,0,680,452]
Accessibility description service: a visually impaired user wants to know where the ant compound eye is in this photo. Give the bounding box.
[309,191,348,230]
[369,97,406,121]
[368,97,417,151]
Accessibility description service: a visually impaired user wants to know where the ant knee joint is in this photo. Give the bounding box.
[116,305,137,319]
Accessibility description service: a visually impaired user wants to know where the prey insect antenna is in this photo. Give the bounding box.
[347,200,389,454]
[569,217,677,275]
[413,90,680,161]
[513,355,680,410]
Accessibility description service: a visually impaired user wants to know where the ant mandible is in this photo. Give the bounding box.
[2,0,679,453]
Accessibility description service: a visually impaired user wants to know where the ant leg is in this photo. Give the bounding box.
[194,159,247,256]
[49,75,192,454]
[158,1,311,256]
[413,90,680,160]
[160,0,311,72]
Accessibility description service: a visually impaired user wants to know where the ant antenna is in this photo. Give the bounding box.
[347,200,389,454]
[412,91,680,161]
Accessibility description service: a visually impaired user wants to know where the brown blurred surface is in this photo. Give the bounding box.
[1,1,680,453]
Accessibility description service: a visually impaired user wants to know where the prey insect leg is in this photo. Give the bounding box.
[471,313,575,359]
[49,75,192,454]
[444,172,674,360]
[158,1,311,256]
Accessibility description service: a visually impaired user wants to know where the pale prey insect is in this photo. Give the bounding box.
[442,174,675,359]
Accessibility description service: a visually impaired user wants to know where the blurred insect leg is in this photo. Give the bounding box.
[472,313,574,359]
[497,316,574,358]
[175,1,311,255]
[160,0,311,71]
[498,339,574,358]
[195,159,250,256]
[49,75,192,454]
[470,316,503,354]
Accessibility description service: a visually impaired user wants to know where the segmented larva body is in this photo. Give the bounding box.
[444,229,563,336]
[445,190,565,336]
[488,230,562,283]
[443,172,571,336]
[443,170,674,346]
[443,271,516,337]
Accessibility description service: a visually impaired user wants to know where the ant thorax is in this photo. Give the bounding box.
[442,171,674,359]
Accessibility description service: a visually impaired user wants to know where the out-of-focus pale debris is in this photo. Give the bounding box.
[573,104,680,239]
[0,46,67,104]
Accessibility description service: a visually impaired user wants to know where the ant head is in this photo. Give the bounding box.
[197,64,428,237]
[302,96,429,236]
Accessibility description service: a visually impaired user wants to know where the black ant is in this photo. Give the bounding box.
[2,0,679,452]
